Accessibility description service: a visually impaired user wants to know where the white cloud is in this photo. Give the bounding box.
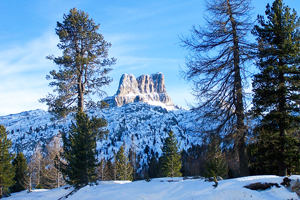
[0,32,60,115]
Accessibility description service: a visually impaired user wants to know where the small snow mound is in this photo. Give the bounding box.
[31,189,50,192]
[236,175,279,181]
[97,180,131,185]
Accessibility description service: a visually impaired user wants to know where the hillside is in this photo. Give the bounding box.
[8,175,300,200]
[0,102,201,169]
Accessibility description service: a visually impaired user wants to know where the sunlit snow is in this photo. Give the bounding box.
[8,175,300,200]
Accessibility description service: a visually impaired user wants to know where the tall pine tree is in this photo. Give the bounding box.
[40,7,112,189]
[0,125,15,198]
[204,135,228,179]
[161,131,182,178]
[115,145,133,181]
[61,110,108,188]
[252,0,300,176]
[40,8,115,119]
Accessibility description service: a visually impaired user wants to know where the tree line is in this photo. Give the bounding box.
[0,124,183,197]
[181,0,300,177]
[1,0,300,196]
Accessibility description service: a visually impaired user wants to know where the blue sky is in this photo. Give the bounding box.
[0,0,299,116]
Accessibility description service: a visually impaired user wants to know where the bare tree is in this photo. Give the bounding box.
[96,158,112,181]
[30,144,44,187]
[42,136,65,188]
[181,0,253,177]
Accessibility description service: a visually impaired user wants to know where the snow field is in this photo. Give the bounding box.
[8,175,300,200]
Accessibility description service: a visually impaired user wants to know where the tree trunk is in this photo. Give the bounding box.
[57,170,60,188]
[29,174,32,192]
[278,70,287,176]
[125,165,127,180]
[227,0,249,177]
[131,135,136,181]
[38,160,40,185]
[75,36,84,112]
[78,80,84,111]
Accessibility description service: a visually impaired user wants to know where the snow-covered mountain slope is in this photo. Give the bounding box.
[0,102,201,165]
[8,175,300,200]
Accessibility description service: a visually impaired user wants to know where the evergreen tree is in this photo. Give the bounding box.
[251,0,300,176]
[104,159,114,181]
[161,131,182,178]
[0,125,15,198]
[40,8,116,119]
[115,145,133,181]
[61,110,107,188]
[147,156,160,178]
[181,0,253,177]
[10,153,29,193]
[204,135,228,179]
[180,145,206,177]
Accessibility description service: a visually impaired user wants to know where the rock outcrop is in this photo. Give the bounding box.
[106,72,174,107]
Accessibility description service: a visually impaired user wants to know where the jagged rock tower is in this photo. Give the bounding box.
[105,72,174,107]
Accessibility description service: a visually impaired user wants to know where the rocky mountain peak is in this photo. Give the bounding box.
[116,74,140,96]
[106,72,174,107]
[137,73,166,94]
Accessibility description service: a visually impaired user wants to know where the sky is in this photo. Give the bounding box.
[0,0,300,116]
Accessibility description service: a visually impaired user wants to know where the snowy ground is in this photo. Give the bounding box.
[8,175,300,200]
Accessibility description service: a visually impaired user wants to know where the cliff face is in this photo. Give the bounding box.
[106,72,174,107]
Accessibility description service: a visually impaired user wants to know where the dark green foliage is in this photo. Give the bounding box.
[115,145,133,181]
[147,156,162,178]
[248,130,280,175]
[248,129,300,175]
[204,136,228,179]
[103,159,113,180]
[161,131,182,178]
[61,111,108,188]
[11,153,28,193]
[0,125,15,198]
[251,0,300,176]
[40,8,115,119]
[181,0,253,177]
[180,145,206,177]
